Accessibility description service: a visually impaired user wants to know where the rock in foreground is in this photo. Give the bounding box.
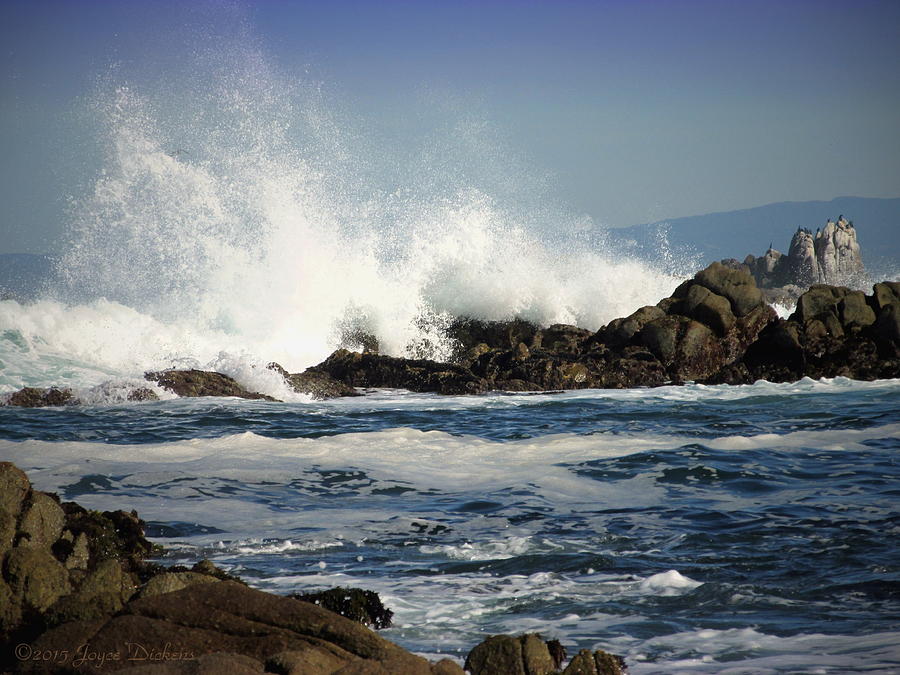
[464,633,625,675]
[23,581,454,674]
[0,461,464,674]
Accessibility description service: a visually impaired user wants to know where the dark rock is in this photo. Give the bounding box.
[871,281,900,311]
[18,493,65,550]
[471,349,596,390]
[0,462,31,555]
[6,546,72,613]
[838,291,876,329]
[792,285,876,334]
[448,317,543,356]
[0,577,22,635]
[145,369,277,401]
[139,571,220,599]
[596,306,665,348]
[1,464,464,674]
[4,387,75,407]
[561,648,627,675]
[190,558,245,584]
[127,652,266,674]
[286,370,362,399]
[710,280,900,383]
[430,659,468,675]
[266,647,349,675]
[24,581,436,674]
[310,349,489,395]
[127,387,159,402]
[266,362,360,399]
[676,283,735,336]
[60,503,152,570]
[464,634,559,675]
[45,559,135,626]
[546,639,567,670]
[539,324,593,354]
[691,262,764,318]
[794,285,851,324]
[874,303,900,346]
[292,587,393,629]
[599,351,668,388]
[638,316,723,381]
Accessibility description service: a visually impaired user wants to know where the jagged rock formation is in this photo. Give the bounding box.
[710,280,900,384]
[145,369,277,400]
[735,216,866,302]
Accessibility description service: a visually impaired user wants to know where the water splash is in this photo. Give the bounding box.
[8,22,687,392]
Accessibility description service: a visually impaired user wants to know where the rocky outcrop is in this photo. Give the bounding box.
[20,581,458,674]
[291,587,394,629]
[2,366,362,406]
[308,260,898,391]
[710,281,900,383]
[145,369,277,400]
[737,216,866,302]
[464,634,624,675]
[309,349,490,395]
[3,388,75,408]
[1,387,159,408]
[266,362,361,399]
[0,461,154,653]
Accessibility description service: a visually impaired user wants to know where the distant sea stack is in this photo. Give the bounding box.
[726,216,866,303]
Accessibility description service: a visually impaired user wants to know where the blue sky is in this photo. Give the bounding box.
[2,0,899,253]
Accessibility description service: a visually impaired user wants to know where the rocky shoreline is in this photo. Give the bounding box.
[1,462,625,674]
[3,262,898,407]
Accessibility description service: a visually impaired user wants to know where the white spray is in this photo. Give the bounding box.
[2,33,690,395]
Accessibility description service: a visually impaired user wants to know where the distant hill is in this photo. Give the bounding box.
[608,196,900,277]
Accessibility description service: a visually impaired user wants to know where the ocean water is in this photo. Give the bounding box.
[1,381,899,674]
[2,21,900,674]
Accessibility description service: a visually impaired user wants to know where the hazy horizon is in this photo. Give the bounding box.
[2,0,899,254]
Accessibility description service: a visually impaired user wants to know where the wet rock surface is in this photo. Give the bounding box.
[145,369,277,401]
[310,262,779,390]
[291,586,394,629]
[710,280,900,383]
[267,362,361,399]
[308,349,490,395]
[463,633,625,675]
[3,388,75,408]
